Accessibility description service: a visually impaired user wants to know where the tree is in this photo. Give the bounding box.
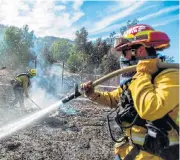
[105,31,116,45]
[74,27,95,73]
[99,31,119,74]
[67,49,87,73]
[3,25,34,68]
[99,54,120,74]
[157,53,175,63]
[75,27,88,53]
[4,26,22,54]
[165,56,175,63]
[92,38,111,67]
[126,19,139,28]
[109,31,116,45]
[0,24,7,42]
[50,39,73,62]
[0,41,7,67]
[20,25,34,62]
[39,45,54,67]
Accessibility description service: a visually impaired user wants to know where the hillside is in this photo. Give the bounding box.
[0,24,74,55]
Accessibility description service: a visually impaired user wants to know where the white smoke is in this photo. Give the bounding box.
[28,55,80,114]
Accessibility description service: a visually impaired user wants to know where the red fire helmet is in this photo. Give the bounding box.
[114,24,170,51]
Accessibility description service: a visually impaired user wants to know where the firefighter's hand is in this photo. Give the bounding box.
[81,81,95,97]
[136,59,159,75]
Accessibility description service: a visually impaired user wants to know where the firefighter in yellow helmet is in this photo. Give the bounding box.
[10,69,37,109]
[81,24,179,160]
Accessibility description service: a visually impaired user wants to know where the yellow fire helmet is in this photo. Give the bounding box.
[28,69,37,77]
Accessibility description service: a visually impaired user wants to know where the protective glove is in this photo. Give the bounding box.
[136,58,159,75]
[80,81,95,97]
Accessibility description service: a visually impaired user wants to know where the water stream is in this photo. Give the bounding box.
[0,100,63,140]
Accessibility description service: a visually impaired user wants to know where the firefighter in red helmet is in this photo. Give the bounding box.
[81,24,179,160]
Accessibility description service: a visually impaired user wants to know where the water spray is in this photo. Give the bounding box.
[0,101,63,140]
[0,62,178,140]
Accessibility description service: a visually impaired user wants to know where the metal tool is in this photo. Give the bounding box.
[28,97,41,109]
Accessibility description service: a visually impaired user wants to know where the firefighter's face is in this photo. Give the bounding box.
[135,45,148,58]
[123,49,134,60]
[122,46,148,60]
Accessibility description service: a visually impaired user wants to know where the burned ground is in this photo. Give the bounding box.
[0,100,114,160]
[0,68,115,160]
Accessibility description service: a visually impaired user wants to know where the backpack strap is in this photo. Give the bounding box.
[165,115,179,135]
[16,73,29,78]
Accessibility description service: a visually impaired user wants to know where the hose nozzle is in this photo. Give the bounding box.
[61,84,81,104]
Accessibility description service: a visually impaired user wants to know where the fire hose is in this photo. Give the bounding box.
[0,62,178,140]
[61,62,179,104]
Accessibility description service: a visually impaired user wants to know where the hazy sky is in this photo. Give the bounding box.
[0,0,179,62]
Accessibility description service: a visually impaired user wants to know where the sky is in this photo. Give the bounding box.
[0,0,179,62]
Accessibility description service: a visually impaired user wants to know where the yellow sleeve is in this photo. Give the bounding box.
[21,76,29,97]
[129,69,179,121]
[91,87,122,108]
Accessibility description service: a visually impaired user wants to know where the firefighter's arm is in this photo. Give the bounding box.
[129,59,179,121]
[81,81,122,108]
[21,76,29,98]
[92,88,122,108]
